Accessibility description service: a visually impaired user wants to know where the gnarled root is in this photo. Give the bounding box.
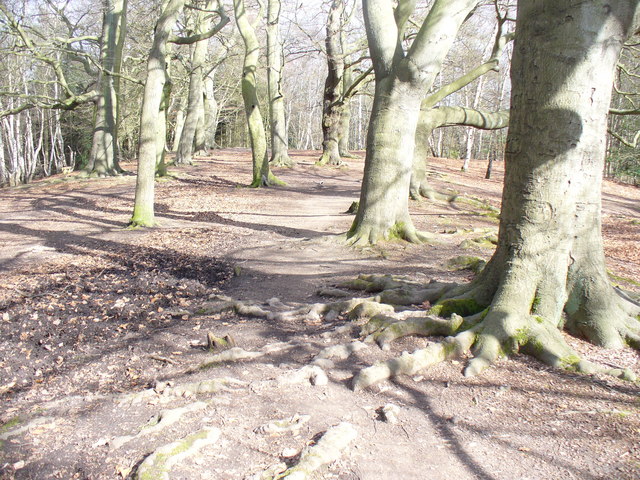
[354,306,638,391]
[353,331,476,391]
[361,312,464,350]
[340,274,453,306]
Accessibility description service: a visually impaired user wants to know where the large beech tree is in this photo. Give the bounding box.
[350,0,640,391]
[86,0,128,177]
[266,0,293,167]
[174,0,216,165]
[317,0,370,166]
[347,0,479,244]
[233,0,283,187]
[130,0,228,227]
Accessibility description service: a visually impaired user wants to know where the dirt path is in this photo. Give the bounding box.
[0,150,639,480]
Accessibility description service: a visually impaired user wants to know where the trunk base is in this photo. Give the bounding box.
[316,151,345,167]
[271,153,295,168]
[332,274,640,390]
[346,220,433,246]
[250,171,286,188]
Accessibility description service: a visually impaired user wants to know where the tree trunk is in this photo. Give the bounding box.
[348,0,479,245]
[203,71,218,150]
[156,63,172,177]
[338,64,353,157]
[446,0,640,376]
[484,149,493,179]
[86,0,127,177]
[130,0,185,227]
[267,0,293,167]
[233,0,282,187]
[194,91,207,153]
[317,0,345,167]
[172,106,185,152]
[175,2,213,165]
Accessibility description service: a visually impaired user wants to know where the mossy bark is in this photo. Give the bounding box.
[130,0,185,228]
[348,0,478,245]
[234,0,284,187]
[466,0,640,351]
[410,0,640,380]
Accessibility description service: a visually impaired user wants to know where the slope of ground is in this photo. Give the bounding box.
[0,150,638,480]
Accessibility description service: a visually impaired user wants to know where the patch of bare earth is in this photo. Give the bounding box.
[0,150,638,480]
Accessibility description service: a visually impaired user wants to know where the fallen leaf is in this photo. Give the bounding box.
[115,465,132,478]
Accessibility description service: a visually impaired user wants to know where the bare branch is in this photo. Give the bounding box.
[608,128,640,148]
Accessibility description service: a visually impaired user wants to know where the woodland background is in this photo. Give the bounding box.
[1,0,638,188]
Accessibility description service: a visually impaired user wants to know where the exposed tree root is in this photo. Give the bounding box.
[254,414,311,436]
[111,402,208,449]
[133,427,220,480]
[315,152,346,167]
[335,274,640,390]
[339,150,359,159]
[127,219,157,229]
[274,422,357,479]
[183,276,639,395]
[339,274,453,306]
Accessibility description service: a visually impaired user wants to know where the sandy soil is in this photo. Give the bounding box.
[0,149,639,480]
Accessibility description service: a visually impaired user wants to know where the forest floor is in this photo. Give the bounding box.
[0,149,639,480]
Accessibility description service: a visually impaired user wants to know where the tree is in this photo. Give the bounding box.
[410,2,513,200]
[317,0,370,166]
[233,0,283,187]
[174,0,217,165]
[266,0,293,167]
[130,0,229,227]
[86,0,128,177]
[317,0,346,166]
[347,0,479,244]
[0,2,100,184]
[352,0,640,391]
[606,39,640,184]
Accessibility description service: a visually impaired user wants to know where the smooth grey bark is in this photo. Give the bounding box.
[350,0,640,391]
[233,0,283,187]
[338,63,354,157]
[267,0,293,167]
[86,0,127,177]
[175,1,213,165]
[130,0,185,227]
[444,0,640,376]
[172,106,185,152]
[203,71,218,149]
[348,0,479,244]
[194,87,207,153]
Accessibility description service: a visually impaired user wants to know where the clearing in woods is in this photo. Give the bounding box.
[0,149,639,479]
